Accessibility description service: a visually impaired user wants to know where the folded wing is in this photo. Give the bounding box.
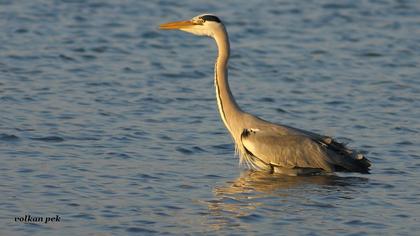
[240,128,370,173]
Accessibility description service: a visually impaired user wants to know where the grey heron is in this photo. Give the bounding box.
[160,14,371,175]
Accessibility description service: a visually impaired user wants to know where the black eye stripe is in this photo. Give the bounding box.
[201,15,221,23]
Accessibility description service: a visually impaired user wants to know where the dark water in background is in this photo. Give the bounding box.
[1,0,419,235]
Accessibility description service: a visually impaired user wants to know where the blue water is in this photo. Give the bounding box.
[1,0,419,235]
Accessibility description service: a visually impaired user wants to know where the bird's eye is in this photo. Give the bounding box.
[192,18,205,25]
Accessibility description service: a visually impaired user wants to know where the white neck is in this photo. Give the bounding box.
[213,25,244,139]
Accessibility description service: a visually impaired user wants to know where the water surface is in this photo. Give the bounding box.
[1,0,419,235]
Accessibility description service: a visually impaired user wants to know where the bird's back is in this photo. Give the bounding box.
[237,114,371,174]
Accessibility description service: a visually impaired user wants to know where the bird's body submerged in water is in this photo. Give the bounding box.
[160,14,371,175]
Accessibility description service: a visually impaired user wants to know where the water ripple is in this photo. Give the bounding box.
[30,136,65,142]
[0,133,19,141]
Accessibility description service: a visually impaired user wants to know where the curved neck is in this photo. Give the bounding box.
[213,26,244,139]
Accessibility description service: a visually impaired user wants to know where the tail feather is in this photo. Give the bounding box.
[322,137,371,174]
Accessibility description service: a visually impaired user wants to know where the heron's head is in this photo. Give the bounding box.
[159,14,223,37]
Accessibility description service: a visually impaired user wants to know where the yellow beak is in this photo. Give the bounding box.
[159,20,195,30]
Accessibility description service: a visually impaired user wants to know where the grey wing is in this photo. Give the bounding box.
[241,128,371,173]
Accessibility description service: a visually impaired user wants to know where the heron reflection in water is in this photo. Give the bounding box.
[204,171,368,231]
[160,14,371,175]
[214,171,367,195]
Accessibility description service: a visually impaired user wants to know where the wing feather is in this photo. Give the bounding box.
[241,129,335,171]
[238,115,371,173]
[240,127,371,173]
